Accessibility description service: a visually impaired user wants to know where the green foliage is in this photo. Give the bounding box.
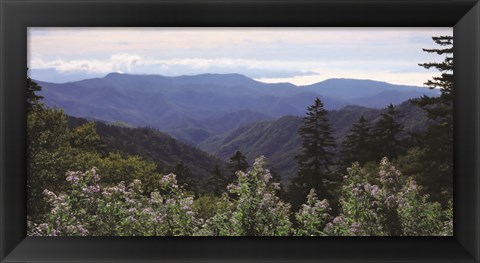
[297,98,335,174]
[410,35,453,206]
[199,115,303,183]
[28,155,452,236]
[26,68,43,111]
[371,104,404,161]
[97,152,159,185]
[27,107,165,222]
[294,189,331,236]
[173,161,199,193]
[200,101,428,184]
[226,157,292,236]
[205,164,229,196]
[418,36,453,97]
[68,117,223,192]
[289,97,336,210]
[327,162,386,235]
[27,108,73,220]
[324,158,450,236]
[397,179,443,235]
[442,201,454,236]
[197,195,236,236]
[394,147,435,198]
[340,116,373,168]
[69,122,100,152]
[228,150,249,178]
[28,169,198,236]
[193,194,224,220]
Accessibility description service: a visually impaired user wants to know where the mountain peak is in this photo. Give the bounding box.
[104,72,125,78]
[101,72,257,86]
[197,73,248,78]
[309,78,390,87]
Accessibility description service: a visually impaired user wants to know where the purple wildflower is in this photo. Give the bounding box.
[333,216,345,225]
[66,173,80,183]
[82,185,100,194]
[153,216,163,223]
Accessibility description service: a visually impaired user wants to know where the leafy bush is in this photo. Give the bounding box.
[294,189,331,236]
[324,158,451,236]
[201,156,292,236]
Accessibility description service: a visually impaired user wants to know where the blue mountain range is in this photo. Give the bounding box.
[36,72,438,145]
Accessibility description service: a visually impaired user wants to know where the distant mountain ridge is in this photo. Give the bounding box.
[303,78,426,98]
[37,73,438,145]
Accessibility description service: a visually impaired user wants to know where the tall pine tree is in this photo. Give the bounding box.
[26,68,43,111]
[372,104,403,161]
[289,97,335,205]
[340,116,373,169]
[412,36,453,205]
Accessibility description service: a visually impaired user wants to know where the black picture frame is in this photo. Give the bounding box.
[1,0,479,262]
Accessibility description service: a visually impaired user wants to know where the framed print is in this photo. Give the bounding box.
[1,0,479,262]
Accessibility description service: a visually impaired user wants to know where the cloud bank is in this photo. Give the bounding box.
[28,27,452,85]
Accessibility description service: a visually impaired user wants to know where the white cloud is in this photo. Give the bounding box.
[31,54,141,73]
[110,54,141,72]
[31,55,311,74]
[256,70,441,87]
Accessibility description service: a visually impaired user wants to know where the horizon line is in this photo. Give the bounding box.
[30,70,430,88]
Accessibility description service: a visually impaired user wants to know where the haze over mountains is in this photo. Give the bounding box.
[37,73,438,145]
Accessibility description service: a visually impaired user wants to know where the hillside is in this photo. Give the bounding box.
[199,100,428,182]
[67,116,224,186]
[169,110,274,145]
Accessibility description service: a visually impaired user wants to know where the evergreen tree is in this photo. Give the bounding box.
[340,116,373,169]
[372,104,403,161]
[174,161,197,192]
[26,68,43,111]
[227,150,249,179]
[289,97,336,205]
[411,36,453,205]
[206,164,228,196]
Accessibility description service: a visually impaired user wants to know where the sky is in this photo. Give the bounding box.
[28,27,452,86]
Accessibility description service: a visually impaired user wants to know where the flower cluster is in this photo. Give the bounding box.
[295,189,331,236]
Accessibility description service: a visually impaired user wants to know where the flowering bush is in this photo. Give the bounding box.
[202,156,292,236]
[294,189,331,236]
[324,158,451,236]
[27,156,452,236]
[28,168,197,236]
